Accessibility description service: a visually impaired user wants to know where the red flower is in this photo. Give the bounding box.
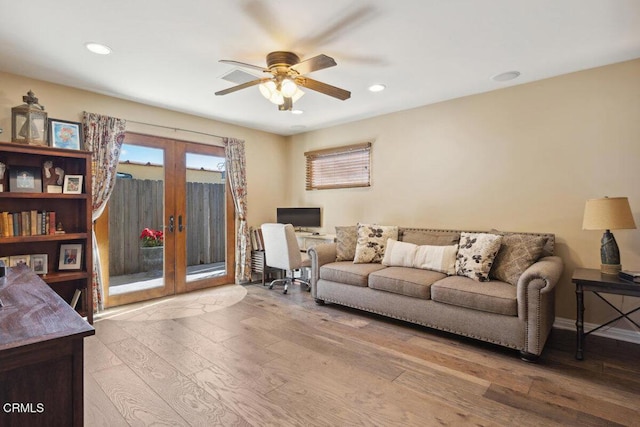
[140,227,164,247]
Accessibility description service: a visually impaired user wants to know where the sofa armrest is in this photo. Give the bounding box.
[307,243,337,298]
[516,255,564,356]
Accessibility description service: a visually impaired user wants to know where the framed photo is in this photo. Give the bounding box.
[63,175,83,194]
[31,254,48,275]
[9,254,31,267]
[9,166,42,193]
[48,119,83,150]
[59,244,82,270]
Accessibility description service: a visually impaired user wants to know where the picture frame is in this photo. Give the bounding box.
[48,119,83,150]
[31,254,48,275]
[59,244,82,270]
[63,174,83,194]
[9,254,31,267]
[9,166,42,193]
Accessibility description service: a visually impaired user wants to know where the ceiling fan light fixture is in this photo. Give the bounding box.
[259,81,284,105]
[280,78,297,97]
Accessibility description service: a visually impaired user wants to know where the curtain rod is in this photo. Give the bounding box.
[126,119,226,140]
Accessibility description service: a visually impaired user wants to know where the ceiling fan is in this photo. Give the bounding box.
[215,51,351,111]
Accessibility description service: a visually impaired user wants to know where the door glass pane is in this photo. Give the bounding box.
[108,144,165,295]
[185,153,226,283]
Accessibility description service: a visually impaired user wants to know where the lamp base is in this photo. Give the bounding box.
[600,263,621,275]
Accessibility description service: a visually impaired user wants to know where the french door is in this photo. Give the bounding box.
[106,132,234,307]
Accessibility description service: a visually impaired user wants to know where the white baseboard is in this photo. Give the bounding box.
[554,317,640,345]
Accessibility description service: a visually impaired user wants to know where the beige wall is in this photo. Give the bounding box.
[287,59,640,326]
[0,71,289,228]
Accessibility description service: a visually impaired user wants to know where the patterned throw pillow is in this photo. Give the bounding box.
[490,233,547,285]
[335,225,358,261]
[455,232,502,282]
[353,224,398,264]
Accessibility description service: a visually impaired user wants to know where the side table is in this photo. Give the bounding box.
[572,268,640,360]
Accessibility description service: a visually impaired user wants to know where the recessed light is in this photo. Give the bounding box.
[368,84,386,92]
[491,71,520,82]
[85,42,112,55]
[291,109,304,115]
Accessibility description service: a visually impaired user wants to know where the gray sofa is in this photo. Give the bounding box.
[307,227,563,360]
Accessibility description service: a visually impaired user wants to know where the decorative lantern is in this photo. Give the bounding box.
[11,90,48,145]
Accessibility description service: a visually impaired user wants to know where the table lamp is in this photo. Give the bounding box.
[582,197,636,274]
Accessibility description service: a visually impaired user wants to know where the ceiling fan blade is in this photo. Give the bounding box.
[290,54,337,75]
[278,97,293,111]
[219,59,267,73]
[215,79,265,96]
[296,77,351,101]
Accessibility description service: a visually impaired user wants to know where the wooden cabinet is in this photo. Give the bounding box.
[0,265,95,426]
[0,142,93,323]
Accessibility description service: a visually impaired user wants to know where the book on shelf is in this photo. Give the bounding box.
[70,289,82,309]
[250,227,265,251]
[0,210,56,237]
[618,270,640,283]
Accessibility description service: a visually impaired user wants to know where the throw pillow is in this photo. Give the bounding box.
[413,244,459,275]
[335,225,358,261]
[490,233,547,285]
[401,229,460,246]
[353,223,398,264]
[382,239,417,267]
[455,232,502,282]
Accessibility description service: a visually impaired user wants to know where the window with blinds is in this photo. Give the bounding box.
[304,142,371,190]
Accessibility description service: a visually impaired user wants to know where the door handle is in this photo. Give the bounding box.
[178,215,184,232]
[169,215,174,233]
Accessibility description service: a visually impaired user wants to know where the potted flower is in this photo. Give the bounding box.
[140,227,164,247]
[139,228,163,272]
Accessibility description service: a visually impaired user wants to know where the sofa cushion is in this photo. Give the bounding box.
[369,267,445,300]
[431,275,517,316]
[400,229,460,246]
[320,261,387,287]
[335,225,357,261]
[490,233,547,285]
[455,232,502,282]
[353,223,398,264]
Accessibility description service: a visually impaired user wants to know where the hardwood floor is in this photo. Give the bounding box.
[85,282,640,426]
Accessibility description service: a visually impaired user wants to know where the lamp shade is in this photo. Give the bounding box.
[582,197,636,230]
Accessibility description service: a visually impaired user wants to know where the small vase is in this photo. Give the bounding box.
[140,246,163,272]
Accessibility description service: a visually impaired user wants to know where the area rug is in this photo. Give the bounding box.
[96,284,247,322]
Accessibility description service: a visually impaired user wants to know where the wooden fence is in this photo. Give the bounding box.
[108,178,226,276]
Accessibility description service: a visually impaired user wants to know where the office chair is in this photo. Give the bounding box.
[261,223,311,294]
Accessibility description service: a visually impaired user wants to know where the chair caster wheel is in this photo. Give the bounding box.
[283,289,288,294]
[269,284,274,290]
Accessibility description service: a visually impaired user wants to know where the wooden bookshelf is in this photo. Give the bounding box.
[0,141,93,324]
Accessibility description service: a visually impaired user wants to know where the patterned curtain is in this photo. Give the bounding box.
[223,137,250,283]
[83,112,126,312]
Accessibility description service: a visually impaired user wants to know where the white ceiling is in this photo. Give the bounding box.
[1,1,639,136]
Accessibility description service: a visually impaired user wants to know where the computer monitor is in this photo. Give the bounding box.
[276,207,321,228]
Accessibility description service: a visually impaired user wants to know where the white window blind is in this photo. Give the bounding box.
[304,142,371,190]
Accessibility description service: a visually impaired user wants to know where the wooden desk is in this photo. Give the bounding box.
[572,268,640,360]
[0,265,95,426]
